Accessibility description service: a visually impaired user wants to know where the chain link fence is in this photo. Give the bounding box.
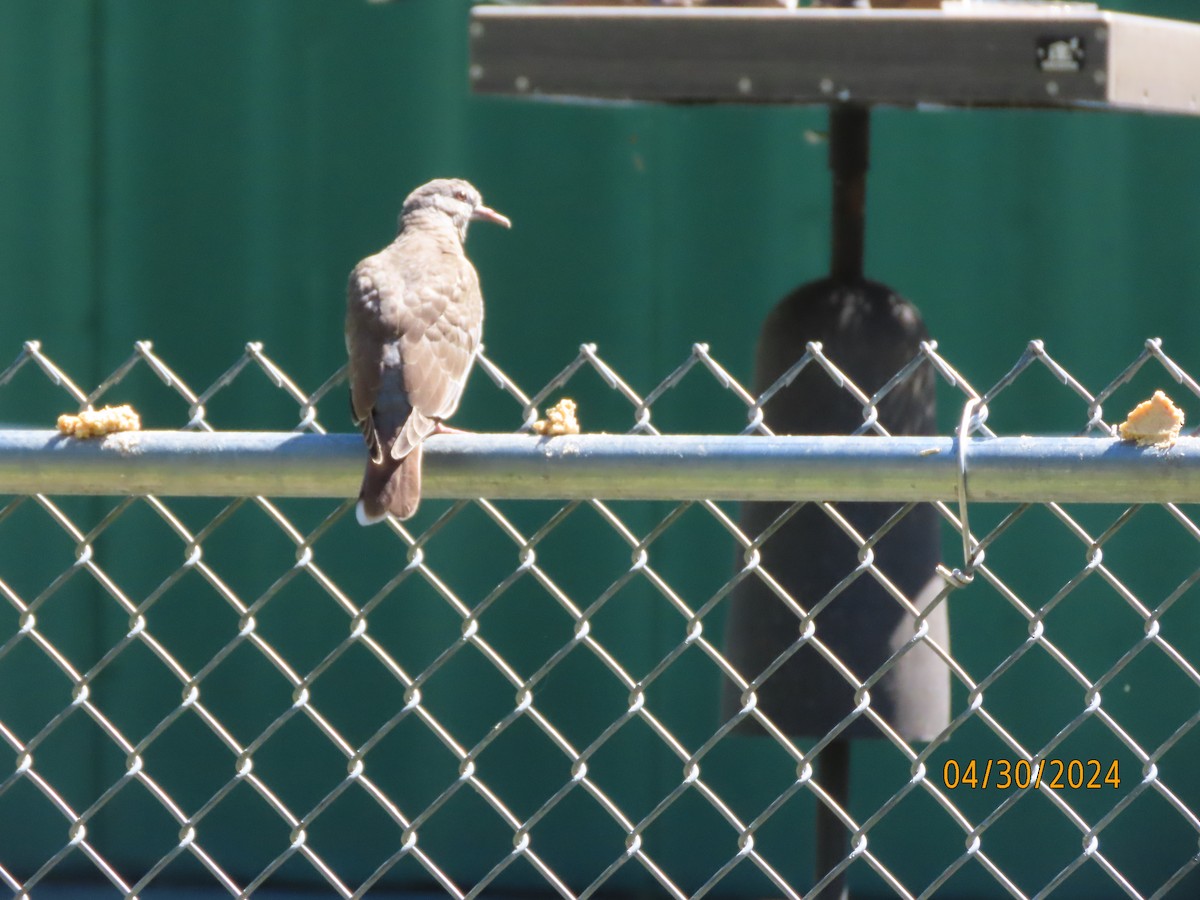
[1,337,1199,899]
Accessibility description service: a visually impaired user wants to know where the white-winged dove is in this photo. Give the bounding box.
[345,178,510,525]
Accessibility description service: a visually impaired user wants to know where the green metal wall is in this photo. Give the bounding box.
[2,1,1200,896]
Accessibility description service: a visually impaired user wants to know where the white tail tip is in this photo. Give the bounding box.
[355,500,387,527]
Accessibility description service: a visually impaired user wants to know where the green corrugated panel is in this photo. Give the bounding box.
[0,1,105,884]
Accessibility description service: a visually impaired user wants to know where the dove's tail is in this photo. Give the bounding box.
[356,444,422,525]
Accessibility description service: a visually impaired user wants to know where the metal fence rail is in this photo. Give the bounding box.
[1,431,1200,504]
[1,338,1199,900]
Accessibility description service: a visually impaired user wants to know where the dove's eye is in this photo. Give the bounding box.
[453,189,468,201]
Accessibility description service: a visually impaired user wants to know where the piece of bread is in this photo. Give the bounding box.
[1118,391,1184,447]
[532,398,580,436]
[57,404,142,439]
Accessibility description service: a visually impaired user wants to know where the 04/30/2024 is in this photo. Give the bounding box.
[943,758,1121,790]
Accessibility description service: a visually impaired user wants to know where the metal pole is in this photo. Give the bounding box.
[814,740,852,900]
[817,99,873,900]
[0,431,1197,502]
[829,103,869,284]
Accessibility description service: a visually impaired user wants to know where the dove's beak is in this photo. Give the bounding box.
[472,205,512,229]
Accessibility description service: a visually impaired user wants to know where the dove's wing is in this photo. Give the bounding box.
[345,224,484,464]
[345,263,396,464]
[395,227,484,422]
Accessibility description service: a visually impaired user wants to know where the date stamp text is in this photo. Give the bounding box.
[943,759,1120,790]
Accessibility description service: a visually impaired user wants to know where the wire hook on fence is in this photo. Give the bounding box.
[954,397,987,579]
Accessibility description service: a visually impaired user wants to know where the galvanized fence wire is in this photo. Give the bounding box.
[0,337,1199,899]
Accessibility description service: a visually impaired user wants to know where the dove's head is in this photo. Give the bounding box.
[399,178,511,242]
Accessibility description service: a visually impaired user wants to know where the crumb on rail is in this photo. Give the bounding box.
[532,398,580,436]
[57,404,142,439]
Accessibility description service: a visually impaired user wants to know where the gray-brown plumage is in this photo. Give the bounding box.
[345,178,510,525]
